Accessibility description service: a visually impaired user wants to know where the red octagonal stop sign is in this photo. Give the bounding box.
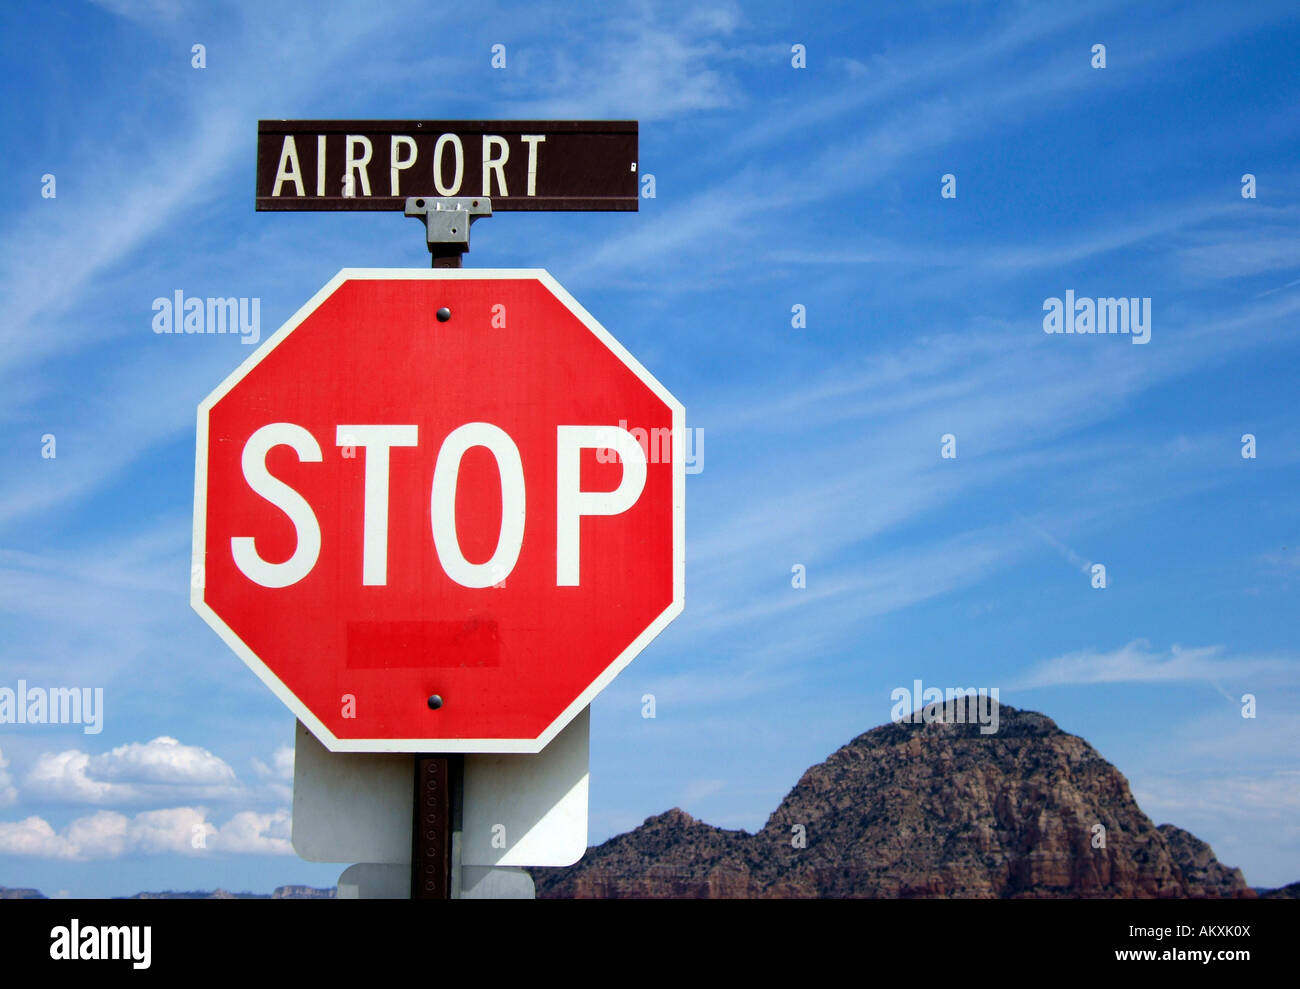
[192,269,684,752]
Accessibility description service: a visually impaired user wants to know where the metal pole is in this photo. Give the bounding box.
[406,200,484,897]
[410,754,463,898]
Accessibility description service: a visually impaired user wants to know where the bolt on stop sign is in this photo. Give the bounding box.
[191,269,684,752]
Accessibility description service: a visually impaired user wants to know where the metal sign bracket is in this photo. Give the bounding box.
[404,196,492,267]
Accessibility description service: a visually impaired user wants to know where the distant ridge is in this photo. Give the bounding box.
[532,703,1256,898]
[119,886,336,899]
[1258,881,1300,899]
[0,886,335,899]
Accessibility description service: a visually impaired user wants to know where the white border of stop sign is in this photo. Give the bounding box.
[191,269,685,753]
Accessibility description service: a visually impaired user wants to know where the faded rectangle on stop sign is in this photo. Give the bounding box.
[292,707,589,867]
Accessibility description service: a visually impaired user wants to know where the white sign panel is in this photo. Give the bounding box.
[292,708,589,867]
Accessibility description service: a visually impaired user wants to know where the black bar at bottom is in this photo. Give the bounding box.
[2,897,1283,974]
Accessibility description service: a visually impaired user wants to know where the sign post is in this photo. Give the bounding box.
[194,121,679,898]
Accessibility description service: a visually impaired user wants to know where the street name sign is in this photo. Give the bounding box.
[256,120,638,212]
[192,268,684,753]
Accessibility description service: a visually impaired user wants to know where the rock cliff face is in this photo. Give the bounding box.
[1259,881,1300,899]
[1156,824,1249,898]
[533,703,1251,899]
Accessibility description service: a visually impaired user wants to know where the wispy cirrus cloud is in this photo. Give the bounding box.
[499,10,743,120]
[0,1,455,382]
[569,1,1295,286]
[718,1,1120,159]
[1010,639,1298,691]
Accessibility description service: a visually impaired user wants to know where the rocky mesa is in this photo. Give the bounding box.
[533,702,1252,898]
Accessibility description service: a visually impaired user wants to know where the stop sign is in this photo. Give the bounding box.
[192,269,683,752]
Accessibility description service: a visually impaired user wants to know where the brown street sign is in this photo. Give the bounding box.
[256,120,638,212]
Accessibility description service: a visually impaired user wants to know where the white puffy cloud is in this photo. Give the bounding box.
[25,750,134,803]
[213,809,292,854]
[0,806,293,859]
[124,807,209,856]
[0,748,16,805]
[64,810,130,858]
[251,745,294,782]
[249,745,294,804]
[24,737,240,805]
[89,736,238,786]
[0,815,78,859]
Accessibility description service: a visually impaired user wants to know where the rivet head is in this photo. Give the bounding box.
[427,694,443,710]
[436,307,451,322]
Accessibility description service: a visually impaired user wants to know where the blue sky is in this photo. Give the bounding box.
[1,0,1298,896]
